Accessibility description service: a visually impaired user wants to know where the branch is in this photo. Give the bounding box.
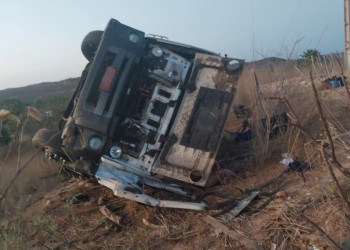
[310,71,336,160]
[0,131,60,201]
[202,215,263,250]
[284,201,342,250]
[309,70,350,214]
[268,81,350,215]
[332,53,350,104]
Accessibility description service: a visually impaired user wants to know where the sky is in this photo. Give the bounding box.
[0,0,344,90]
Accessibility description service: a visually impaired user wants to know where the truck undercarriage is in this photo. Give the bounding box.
[33,19,244,210]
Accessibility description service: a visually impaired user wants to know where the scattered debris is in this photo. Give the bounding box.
[69,193,89,204]
[309,243,321,250]
[218,168,238,185]
[98,205,123,226]
[234,104,252,118]
[280,153,311,171]
[95,159,207,210]
[321,178,332,183]
[219,190,260,222]
[280,156,294,166]
[235,129,253,142]
[202,215,264,250]
[288,161,311,171]
[97,196,105,206]
[213,160,239,185]
[142,218,168,230]
[275,191,287,198]
[322,76,344,90]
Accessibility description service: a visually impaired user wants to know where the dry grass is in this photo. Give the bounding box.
[2,55,350,249]
[234,54,349,166]
[228,190,350,250]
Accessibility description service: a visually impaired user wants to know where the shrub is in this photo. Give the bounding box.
[0,127,11,146]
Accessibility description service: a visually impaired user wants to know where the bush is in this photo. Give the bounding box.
[0,127,11,146]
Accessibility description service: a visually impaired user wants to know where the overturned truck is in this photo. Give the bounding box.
[33,19,244,210]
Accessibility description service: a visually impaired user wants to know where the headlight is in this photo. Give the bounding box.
[88,136,103,150]
[152,47,163,57]
[110,146,122,158]
[227,59,240,71]
[129,32,140,43]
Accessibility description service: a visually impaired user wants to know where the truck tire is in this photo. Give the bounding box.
[81,30,103,61]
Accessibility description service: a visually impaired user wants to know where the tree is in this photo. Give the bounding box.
[0,98,25,116]
[297,49,322,67]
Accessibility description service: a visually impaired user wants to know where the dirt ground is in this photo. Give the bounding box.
[2,65,350,249]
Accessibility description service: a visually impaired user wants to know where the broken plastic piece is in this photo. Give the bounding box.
[280,158,294,166]
[95,160,207,210]
[219,190,260,222]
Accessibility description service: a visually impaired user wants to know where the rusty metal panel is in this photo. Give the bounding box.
[151,53,241,186]
[180,87,233,151]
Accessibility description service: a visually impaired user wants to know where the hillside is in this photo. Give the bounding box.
[244,57,287,71]
[0,56,291,104]
[0,77,79,103]
[0,56,288,104]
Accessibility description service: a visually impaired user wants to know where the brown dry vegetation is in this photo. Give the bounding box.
[2,57,350,249]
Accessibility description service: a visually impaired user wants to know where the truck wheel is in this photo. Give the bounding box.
[81,30,103,61]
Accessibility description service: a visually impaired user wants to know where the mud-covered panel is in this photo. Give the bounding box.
[180,87,233,151]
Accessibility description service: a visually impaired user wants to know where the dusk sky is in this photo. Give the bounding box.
[0,0,344,90]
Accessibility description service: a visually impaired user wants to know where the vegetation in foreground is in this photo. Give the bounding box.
[1,52,350,249]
